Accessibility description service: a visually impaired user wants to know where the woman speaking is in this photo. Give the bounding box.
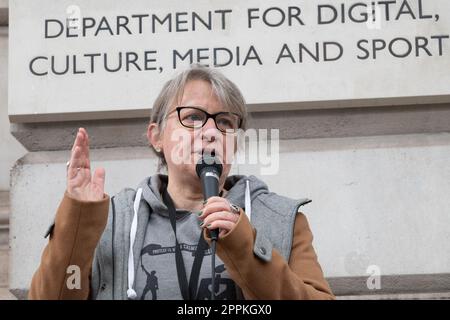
[28,64,334,300]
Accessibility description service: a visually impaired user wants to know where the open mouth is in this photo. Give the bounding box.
[193,148,224,164]
[193,147,217,157]
[192,146,225,164]
[202,149,216,157]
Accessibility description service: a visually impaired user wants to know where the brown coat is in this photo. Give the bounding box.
[28,192,335,300]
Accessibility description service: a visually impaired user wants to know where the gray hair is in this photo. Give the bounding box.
[150,64,248,170]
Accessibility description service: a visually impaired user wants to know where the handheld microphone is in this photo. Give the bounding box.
[196,153,223,300]
[196,153,223,241]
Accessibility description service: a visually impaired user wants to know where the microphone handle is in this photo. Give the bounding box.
[202,176,219,199]
[201,172,220,240]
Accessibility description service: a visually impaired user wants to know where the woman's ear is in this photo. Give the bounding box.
[147,122,163,151]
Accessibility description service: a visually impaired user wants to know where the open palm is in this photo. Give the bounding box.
[67,128,105,201]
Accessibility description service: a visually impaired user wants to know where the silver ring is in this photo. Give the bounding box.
[229,202,241,215]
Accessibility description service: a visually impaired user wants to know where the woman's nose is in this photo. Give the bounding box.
[203,117,216,130]
[202,118,220,141]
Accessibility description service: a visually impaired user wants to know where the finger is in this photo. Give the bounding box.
[68,146,84,179]
[92,167,106,199]
[92,167,105,187]
[70,130,84,164]
[200,201,232,219]
[205,220,235,233]
[202,211,238,226]
[71,129,84,153]
[219,229,227,238]
[78,128,91,169]
[79,128,91,166]
[202,196,225,206]
[80,127,89,147]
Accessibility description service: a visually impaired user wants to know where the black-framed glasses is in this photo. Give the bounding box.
[175,106,242,133]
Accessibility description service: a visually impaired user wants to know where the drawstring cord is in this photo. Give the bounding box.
[127,187,142,299]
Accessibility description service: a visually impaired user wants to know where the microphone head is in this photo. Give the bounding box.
[196,154,223,178]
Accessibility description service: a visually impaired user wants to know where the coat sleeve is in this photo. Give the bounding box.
[28,192,110,300]
[204,210,335,300]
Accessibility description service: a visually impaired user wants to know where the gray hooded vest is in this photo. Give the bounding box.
[90,174,311,300]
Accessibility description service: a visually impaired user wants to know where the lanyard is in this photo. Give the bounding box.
[162,187,209,300]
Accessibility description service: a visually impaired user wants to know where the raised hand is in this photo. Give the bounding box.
[66,128,105,202]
